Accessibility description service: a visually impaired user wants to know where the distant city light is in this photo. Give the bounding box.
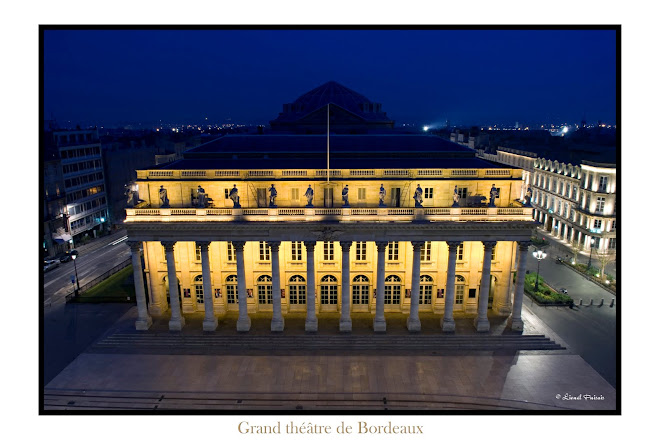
[562,126,569,134]
[423,126,429,132]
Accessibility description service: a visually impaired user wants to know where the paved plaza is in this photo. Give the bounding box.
[43,304,617,411]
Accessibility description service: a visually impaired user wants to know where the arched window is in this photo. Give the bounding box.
[384,275,401,304]
[226,275,237,304]
[320,275,338,305]
[257,274,273,304]
[289,275,306,305]
[194,274,204,304]
[419,275,433,305]
[455,275,466,305]
[352,275,370,305]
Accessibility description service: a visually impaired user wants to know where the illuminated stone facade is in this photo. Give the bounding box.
[124,83,536,333]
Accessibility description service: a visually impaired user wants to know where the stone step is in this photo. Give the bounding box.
[93,332,564,352]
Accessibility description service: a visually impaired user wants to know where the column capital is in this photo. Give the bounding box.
[267,241,281,251]
[196,241,211,250]
[446,241,462,250]
[127,241,142,252]
[303,241,317,251]
[518,241,532,252]
[375,241,389,252]
[482,241,497,250]
[161,241,176,252]
[232,241,246,251]
[411,241,425,250]
[339,241,353,252]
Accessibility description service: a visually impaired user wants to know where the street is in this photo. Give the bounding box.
[43,233,130,308]
[525,246,617,387]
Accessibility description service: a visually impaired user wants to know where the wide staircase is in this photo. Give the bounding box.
[90,332,564,354]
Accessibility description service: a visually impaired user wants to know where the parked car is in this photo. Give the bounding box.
[43,259,60,272]
[58,249,79,263]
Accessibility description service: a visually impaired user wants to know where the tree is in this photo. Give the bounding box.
[570,240,581,264]
[596,249,616,279]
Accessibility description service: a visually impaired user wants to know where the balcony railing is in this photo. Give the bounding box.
[125,205,533,223]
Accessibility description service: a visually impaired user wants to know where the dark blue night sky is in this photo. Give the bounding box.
[43,28,617,128]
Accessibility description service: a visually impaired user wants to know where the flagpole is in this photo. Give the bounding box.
[327,103,330,183]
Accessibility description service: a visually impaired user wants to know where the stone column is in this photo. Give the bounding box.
[442,241,461,332]
[162,241,185,331]
[128,241,152,330]
[339,241,353,332]
[304,241,318,332]
[474,241,496,332]
[233,241,251,332]
[269,241,284,332]
[198,241,217,331]
[509,241,531,331]
[407,241,423,332]
[374,241,388,332]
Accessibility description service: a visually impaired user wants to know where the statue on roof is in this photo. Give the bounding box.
[342,185,350,207]
[489,184,499,207]
[159,185,169,208]
[524,187,532,206]
[379,184,386,207]
[269,184,278,208]
[305,185,314,207]
[414,184,423,208]
[229,184,241,208]
[125,184,139,207]
[196,185,207,208]
[452,185,460,207]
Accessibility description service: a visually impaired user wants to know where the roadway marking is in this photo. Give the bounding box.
[109,236,128,246]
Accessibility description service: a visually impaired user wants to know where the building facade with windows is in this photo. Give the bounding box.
[43,128,110,256]
[123,82,536,334]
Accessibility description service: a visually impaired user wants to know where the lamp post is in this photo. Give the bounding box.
[532,249,547,291]
[587,237,595,270]
[71,253,81,295]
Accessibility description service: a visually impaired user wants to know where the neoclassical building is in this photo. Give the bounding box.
[124,82,536,334]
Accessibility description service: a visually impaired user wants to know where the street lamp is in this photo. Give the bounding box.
[532,249,547,291]
[71,253,81,295]
[587,237,596,270]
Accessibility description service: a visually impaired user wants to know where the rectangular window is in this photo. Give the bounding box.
[259,241,270,261]
[593,219,602,230]
[420,242,431,261]
[468,288,477,298]
[323,241,334,261]
[195,285,204,304]
[491,244,496,261]
[227,242,235,261]
[608,238,616,250]
[559,181,563,195]
[419,284,433,305]
[352,284,369,305]
[195,245,201,262]
[457,244,464,261]
[457,187,468,199]
[596,197,605,214]
[588,174,593,190]
[387,242,399,261]
[291,241,302,261]
[291,188,299,201]
[355,241,367,261]
[358,188,366,200]
[424,188,433,199]
[599,176,608,192]
[593,237,601,249]
[611,220,616,231]
[225,189,229,199]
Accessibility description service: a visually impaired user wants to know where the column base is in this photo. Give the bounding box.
[373,318,386,333]
[237,316,251,332]
[169,315,185,331]
[339,319,352,333]
[271,318,285,332]
[305,318,318,333]
[203,318,218,332]
[135,316,153,331]
[474,316,490,333]
[406,316,421,332]
[441,318,455,333]
[508,316,524,332]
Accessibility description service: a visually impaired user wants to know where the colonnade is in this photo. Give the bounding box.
[128,239,532,334]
